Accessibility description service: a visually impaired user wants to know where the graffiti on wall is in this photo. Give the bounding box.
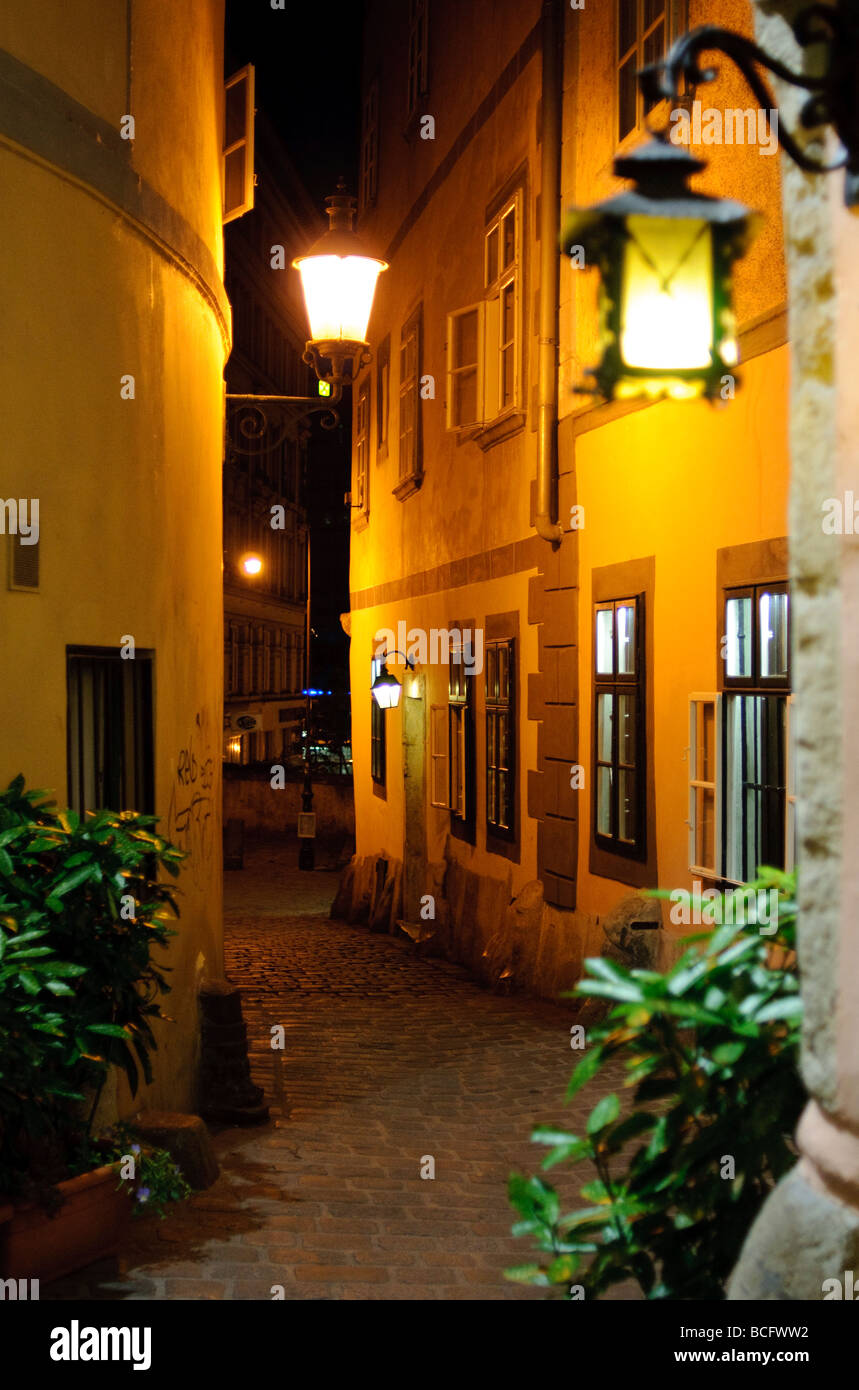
[167,711,215,868]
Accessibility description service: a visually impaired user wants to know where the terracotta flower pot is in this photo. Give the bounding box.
[0,1163,132,1283]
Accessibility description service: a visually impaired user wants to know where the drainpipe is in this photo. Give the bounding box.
[535,0,564,545]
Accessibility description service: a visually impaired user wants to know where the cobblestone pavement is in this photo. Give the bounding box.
[45,841,634,1302]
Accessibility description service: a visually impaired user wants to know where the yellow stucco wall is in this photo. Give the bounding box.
[351,572,540,896]
[350,0,791,976]
[573,343,790,920]
[0,0,227,1111]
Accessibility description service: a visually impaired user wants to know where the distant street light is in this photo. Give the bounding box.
[240,552,263,576]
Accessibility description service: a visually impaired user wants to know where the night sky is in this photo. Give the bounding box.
[224,1,362,712]
[225,0,364,205]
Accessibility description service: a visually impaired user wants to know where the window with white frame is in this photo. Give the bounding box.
[398,307,422,484]
[594,596,645,858]
[361,80,379,210]
[688,583,794,883]
[407,0,429,122]
[617,1,684,143]
[446,194,522,433]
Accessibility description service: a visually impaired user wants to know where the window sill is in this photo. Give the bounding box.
[392,470,423,501]
[475,410,526,452]
[352,510,370,532]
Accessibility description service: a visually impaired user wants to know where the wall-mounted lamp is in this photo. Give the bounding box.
[563,4,858,403]
[227,181,386,453]
[294,181,388,392]
[371,651,416,710]
[563,137,759,402]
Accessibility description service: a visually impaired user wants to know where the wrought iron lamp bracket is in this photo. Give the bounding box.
[639,4,859,205]
[226,391,341,457]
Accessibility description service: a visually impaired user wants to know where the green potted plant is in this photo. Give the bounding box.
[507,869,803,1300]
[0,775,187,1281]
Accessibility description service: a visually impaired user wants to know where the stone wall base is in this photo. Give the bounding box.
[331,838,674,1001]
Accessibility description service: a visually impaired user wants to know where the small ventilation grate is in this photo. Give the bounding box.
[10,536,39,590]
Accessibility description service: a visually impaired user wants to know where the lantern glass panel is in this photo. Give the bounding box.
[620,215,713,371]
[297,253,385,343]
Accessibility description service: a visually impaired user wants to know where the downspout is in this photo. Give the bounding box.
[535,0,564,545]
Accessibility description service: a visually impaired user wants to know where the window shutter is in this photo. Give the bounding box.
[223,65,255,224]
[688,693,719,876]
[430,704,449,807]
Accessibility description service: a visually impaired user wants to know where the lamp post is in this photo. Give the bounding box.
[298,523,315,871]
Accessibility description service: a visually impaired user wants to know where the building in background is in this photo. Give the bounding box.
[342,0,791,990]
[223,108,322,767]
[0,0,229,1111]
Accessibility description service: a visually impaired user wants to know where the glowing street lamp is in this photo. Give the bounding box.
[562,136,759,402]
[227,183,386,447]
[371,652,415,710]
[240,552,263,577]
[371,663,403,710]
[294,181,388,394]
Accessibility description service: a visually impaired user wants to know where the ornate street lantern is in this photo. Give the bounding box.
[562,136,760,403]
[293,181,388,392]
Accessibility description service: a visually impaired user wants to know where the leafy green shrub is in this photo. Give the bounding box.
[71,1126,192,1219]
[507,868,803,1300]
[0,775,184,1196]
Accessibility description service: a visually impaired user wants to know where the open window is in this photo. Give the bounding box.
[223,64,255,224]
[445,193,522,439]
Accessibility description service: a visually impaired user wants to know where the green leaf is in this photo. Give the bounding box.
[755,996,803,1024]
[586,1093,620,1136]
[48,863,97,898]
[566,1044,605,1098]
[711,1041,746,1066]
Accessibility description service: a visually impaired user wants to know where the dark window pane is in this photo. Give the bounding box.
[619,55,638,141]
[597,766,613,836]
[618,692,636,765]
[597,692,614,763]
[619,0,637,57]
[760,590,789,680]
[618,769,636,843]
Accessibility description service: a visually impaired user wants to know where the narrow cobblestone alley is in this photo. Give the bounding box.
[45,843,628,1302]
